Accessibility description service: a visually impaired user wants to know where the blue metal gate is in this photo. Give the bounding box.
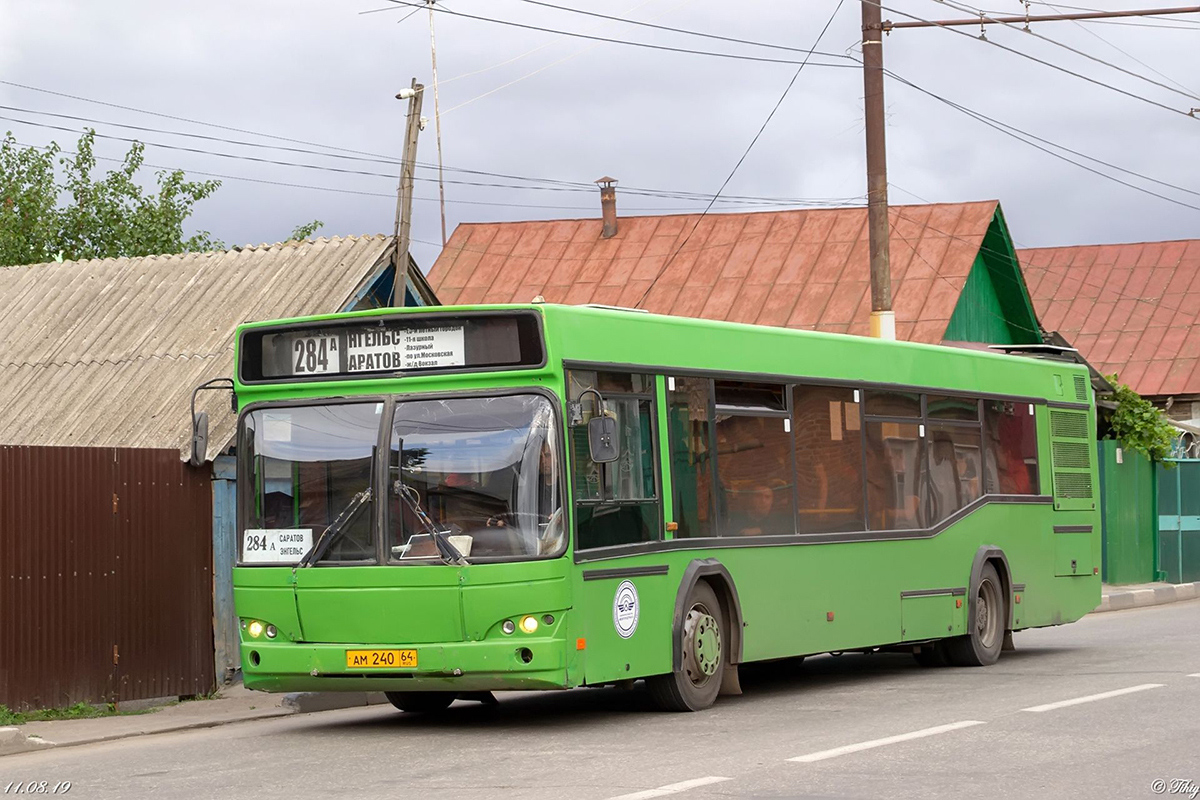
[1157,459,1200,583]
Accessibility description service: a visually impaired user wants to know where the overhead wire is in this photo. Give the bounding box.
[1018,0,1200,97]
[375,0,858,69]
[433,0,701,119]
[877,67,1200,211]
[0,91,871,205]
[633,0,850,308]
[0,110,864,207]
[10,138,857,214]
[931,0,1200,103]
[866,0,1199,119]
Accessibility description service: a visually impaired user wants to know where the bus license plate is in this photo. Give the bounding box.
[345,649,417,669]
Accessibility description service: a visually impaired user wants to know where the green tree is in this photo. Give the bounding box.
[289,219,324,241]
[0,129,223,267]
[1105,375,1177,462]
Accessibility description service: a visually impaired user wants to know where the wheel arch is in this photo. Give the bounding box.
[671,558,744,671]
[969,546,1013,632]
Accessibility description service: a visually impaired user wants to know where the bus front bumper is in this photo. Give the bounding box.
[240,637,570,693]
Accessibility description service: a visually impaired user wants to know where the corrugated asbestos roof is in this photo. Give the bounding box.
[0,236,397,460]
[1020,239,1200,397]
[427,201,1000,342]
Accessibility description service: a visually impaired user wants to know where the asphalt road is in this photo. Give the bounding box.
[4,600,1198,800]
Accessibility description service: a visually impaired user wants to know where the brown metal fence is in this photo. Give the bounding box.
[0,446,215,710]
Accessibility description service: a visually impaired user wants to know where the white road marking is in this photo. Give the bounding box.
[1021,683,1164,713]
[607,776,731,800]
[1189,673,1200,678]
[788,720,986,763]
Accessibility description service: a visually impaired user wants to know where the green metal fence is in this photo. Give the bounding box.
[1158,459,1200,584]
[1097,441,1157,585]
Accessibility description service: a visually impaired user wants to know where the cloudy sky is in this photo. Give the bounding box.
[1,0,1197,269]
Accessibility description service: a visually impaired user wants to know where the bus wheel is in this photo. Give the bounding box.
[945,563,1005,667]
[647,581,725,712]
[912,643,948,667]
[384,691,456,713]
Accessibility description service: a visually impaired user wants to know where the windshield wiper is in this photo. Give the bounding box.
[296,488,372,569]
[396,482,469,566]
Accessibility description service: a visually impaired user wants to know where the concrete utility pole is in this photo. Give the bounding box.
[858,1,1200,339]
[861,0,894,341]
[392,78,424,308]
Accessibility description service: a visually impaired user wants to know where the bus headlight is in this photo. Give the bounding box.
[501,620,516,635]
[265,624,277,639]
[519,615,539,634]
[247,620,264,638]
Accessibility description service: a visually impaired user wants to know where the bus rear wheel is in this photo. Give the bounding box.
[384,691,457,713]
[945,563,1005,667]
[647,581,726,712]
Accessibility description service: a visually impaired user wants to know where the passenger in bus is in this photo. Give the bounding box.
[729,482,785,536]
[928,433,964,522]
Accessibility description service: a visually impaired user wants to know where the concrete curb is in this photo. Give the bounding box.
[1093,581,1200,613]
[282,692,390,713]
[0,727,55,756]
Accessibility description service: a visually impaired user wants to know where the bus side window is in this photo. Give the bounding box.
[792,385,865,534]
[983,400,1038,494]
[668,377,715,539]
[568,370,660,550]
[864,420,924,530]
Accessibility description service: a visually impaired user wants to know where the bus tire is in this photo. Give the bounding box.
[945,562,1005,667]
[647,581,726,712]
[384,691,457,713]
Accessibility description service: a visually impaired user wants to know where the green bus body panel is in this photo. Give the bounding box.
[231,303,1100,695]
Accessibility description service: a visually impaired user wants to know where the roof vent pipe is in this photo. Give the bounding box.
[596,177,618,239]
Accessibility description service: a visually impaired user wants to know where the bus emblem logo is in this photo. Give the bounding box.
[613,580,640,639]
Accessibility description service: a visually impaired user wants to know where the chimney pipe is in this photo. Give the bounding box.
[596,177,618,239]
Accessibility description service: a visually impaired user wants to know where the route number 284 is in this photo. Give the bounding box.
[291,335,338,375]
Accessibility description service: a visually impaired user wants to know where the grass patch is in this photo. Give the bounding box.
[0,701,158,725]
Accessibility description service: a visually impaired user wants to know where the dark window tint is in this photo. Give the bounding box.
[984,401,1039,494]
[792,386,865,533]
[865,421,924,530]
[713,380,787,413]
[575,504,656,549]
[864,390,921,418]
[925,424,984,524]
[714,415,795,536]
[668,377,715,538]
[926,395,980,421]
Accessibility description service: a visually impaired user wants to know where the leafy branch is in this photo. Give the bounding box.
[1105,374,1176,462]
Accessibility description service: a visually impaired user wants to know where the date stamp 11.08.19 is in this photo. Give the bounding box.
[3,783,72,795]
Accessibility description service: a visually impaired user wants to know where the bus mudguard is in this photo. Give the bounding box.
[969,546,1014,631]
[671,558,744,672]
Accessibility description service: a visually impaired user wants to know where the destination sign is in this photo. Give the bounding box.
[345,325,465,372]
[241,312,543,384]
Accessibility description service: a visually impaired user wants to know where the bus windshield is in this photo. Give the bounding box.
[239,394,563,565]
[242,402,382,563]
[390,394,563,561]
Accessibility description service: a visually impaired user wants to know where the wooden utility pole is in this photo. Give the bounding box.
[858,1,1200,339]
[392,78,424,308]
[426,0,448,247]
[861,0,894,340]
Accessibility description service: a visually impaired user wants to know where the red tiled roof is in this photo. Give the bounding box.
[1019,240,1200,397]
[428,201,999,343]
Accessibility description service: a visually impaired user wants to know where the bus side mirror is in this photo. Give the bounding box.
[587,416,620,464]
[190,411,209,467]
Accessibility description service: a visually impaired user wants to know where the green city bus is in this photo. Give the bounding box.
[231,303,1100,712]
